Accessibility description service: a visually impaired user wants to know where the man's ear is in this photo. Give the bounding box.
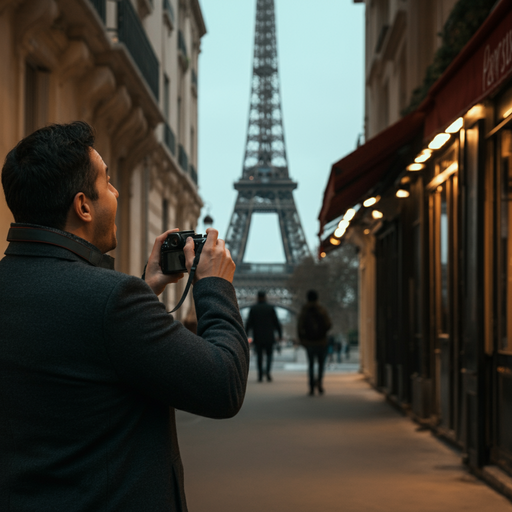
[72,192,93,223]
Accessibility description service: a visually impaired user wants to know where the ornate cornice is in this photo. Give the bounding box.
[15,0,60,67]
[79,66,116,123]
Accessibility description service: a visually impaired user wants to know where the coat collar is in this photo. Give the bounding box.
[5,223,115,270]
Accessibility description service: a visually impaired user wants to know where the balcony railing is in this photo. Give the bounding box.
[164,123,176,156]
[163,0,175,26]
[178,144,188,172]
[89,0,106,23]
[178,30,188,58]
[189,164,197,185]
[118,0,159,100]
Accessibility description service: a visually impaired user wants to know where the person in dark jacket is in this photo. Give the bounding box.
[297,290,332,395]
[0,122,249,512]
[245,290,282,382]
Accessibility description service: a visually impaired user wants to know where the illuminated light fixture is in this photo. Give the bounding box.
[363,196,380,207]
[364,229,370,235]
[334,226,347,238]
[445,117,463,133]
[372,210,383,220]
[396,189,410,198]
[415,150,432,163]
[330,236,342,246]
[428,133,451,150]
[504,107,512,119]
[337,219,350,230]
[320,252,326,258]
[249,176,254,180]
[467,104,484,119]
[407,163,424,171]
[344,208,356,221]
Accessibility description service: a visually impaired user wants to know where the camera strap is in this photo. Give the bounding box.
[168,240,205,314]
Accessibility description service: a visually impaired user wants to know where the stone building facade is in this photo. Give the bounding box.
[363,0,458,138]
[0,0,205,316]
[321,0,512,488]
[349,0,459,382]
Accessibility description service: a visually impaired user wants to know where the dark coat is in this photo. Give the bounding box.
[297,301,332,347]
[245,301,282,346]
[0,233,249,512]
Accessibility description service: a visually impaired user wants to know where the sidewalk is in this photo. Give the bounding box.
[255,344,361,373]
[176,363,512,512]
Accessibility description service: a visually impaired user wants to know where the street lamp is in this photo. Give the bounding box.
[202,202,214,229]
[203,213,214,228]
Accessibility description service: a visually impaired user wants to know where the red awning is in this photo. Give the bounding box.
[318,111,425,233]
[423,0,512,140]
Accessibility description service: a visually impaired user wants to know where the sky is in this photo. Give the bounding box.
[197,0,365,262]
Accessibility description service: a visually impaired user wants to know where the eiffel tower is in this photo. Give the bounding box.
[225,0,310,311]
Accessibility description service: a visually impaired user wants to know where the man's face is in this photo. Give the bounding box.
[89,148,119,253]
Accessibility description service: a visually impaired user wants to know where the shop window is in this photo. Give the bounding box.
[428,142,459,432]
[439,185,449,334]
[498,128,512,352]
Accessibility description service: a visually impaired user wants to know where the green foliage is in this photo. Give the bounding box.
[288,244,359,338]
[404,0,497,114]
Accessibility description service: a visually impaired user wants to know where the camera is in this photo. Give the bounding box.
[160,230,207,274]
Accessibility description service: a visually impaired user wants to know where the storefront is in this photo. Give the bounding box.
[319,0,512,478]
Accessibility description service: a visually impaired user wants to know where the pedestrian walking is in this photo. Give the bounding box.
[297,290,332,395]
[245,290,282,382]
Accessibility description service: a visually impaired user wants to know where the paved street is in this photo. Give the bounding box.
[176,348,512,512]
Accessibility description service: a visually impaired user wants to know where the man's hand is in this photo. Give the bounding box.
[144,228,185,295]
[183,228,235,283]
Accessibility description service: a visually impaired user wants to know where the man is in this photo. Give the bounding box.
[245,290,281,382]
[0,122,249,512]
[297,290,332,395]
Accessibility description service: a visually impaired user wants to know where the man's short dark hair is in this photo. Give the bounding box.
[257,290,266,301]
[2,121,99,230]
[307,290,318,302]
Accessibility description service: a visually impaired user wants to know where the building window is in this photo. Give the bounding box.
[177,96,182,141]
[190,126,195,162]
[164,73,170,121]
[379,82,389,131]
[162,198,169,232]
[25,63,49,136]
[399,49,407,113]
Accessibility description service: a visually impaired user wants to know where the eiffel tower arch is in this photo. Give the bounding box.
[226,0,310,312]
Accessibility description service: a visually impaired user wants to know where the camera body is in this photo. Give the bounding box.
[160,230,206,274]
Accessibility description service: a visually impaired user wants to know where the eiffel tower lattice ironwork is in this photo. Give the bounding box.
[225,0,310,311]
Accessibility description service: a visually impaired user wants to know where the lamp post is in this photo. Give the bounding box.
[202,202,214,230]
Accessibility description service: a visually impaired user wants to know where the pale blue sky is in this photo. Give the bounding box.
[197,0,365,261]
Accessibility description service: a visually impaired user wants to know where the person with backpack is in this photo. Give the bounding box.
[297,290,332,395]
